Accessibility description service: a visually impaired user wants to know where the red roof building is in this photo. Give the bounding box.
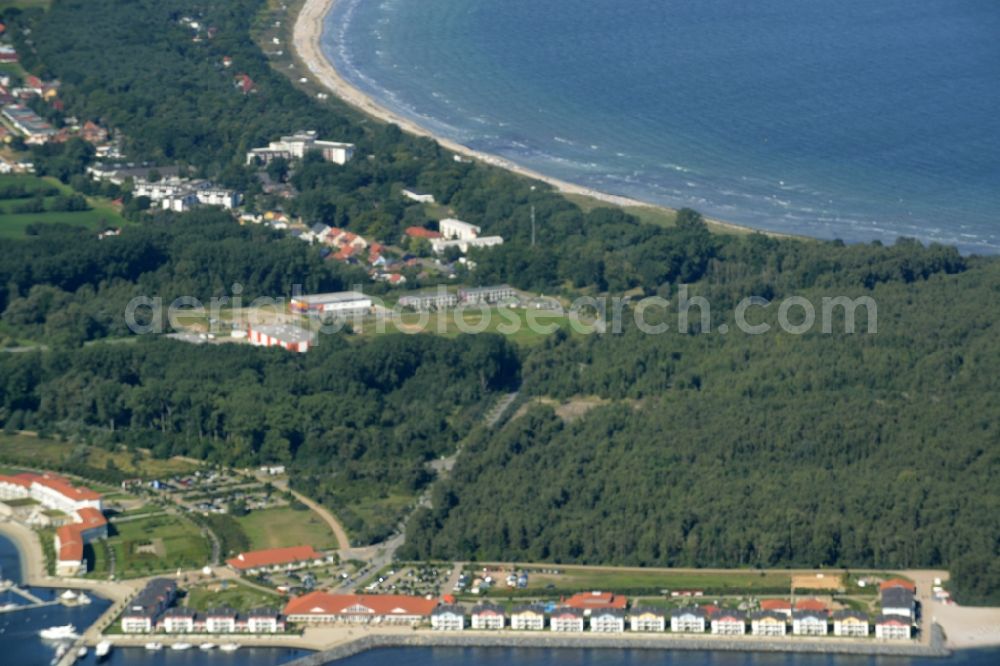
[879,578,916,592]
[283,592,438,625]
[405,226,442,239]
[794,598,828,612]
[563,591,628,611]
[226,545,323,572]
[760,599,793,614]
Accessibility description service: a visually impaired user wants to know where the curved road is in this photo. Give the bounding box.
[256,473,351,551]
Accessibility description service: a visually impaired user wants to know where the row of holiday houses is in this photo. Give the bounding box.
[120,579,285,634]
[278,585,916,641]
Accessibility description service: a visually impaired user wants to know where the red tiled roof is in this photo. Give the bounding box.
[76,507,108,528]
[283,592,437,618]
[405,226,441,239]
[794,599,828,612]
[0,474,32,488]
[56,525,83,562]
[880,579,916,592]
[226,545,322,571]
[564,591,628,610]
[32,472,101,501]
[760,599,792,611]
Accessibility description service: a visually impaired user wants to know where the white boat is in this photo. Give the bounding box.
[144,642,163,651]
[95,640,112,658]
[77,646,88,658]
[219,643,240,652]
[171,642,193,651]
[39,624,78,640]
[199,642,216,651]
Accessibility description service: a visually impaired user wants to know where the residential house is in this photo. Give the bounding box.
[670,607,707,633]
[874,614,911,640]
[430,236,504,255]
[470,603,505,630]
[792,610,828,636]
[628,606,666,632]
[750,610,787,636]
[205,608,238,633]
[510,604,546,631]
[121,579,178,633]
[549,607,585,633]
[832,610,870,637]
[711,609,746,635]
[159,607,196,633]
[881,586,916,619]
[431,605,467,631]
[405,225,442,240]
[590,608,626,633]
[245,608,285,634]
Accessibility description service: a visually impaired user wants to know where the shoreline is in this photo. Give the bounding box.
[281,630,952,666]
[291,0,781,239]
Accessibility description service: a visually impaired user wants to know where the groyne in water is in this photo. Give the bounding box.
[286,624,950,665]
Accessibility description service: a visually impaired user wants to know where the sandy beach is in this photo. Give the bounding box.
[0,518,48,584]
[292,0,769,238]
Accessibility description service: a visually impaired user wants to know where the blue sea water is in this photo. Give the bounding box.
[323,0,1000,253]
[0,534,310,666]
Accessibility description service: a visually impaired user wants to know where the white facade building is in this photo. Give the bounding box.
[549,608,585,633]
[470,604,505,630]
[628,608,666,632]
[670,608,707,633]
[875,615,911,640]
[510,605,546,631]
[402,189,435,204]
[431,606,466,631]
[792,611,828,636]
[247,131,355,165]
[711,612,746,635]
[751,611,787,636]
[439,218,481,241]
[832,610,870,637]
[431,236,504,255]
[590,610,626,633]
[205,610,238,634]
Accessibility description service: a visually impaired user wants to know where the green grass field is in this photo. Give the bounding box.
[235,506,339,551]
[89,513,211,579]
[0,174,126,239]
[0,432,200,479]
[511,565,795,596]
[185,580,282,612]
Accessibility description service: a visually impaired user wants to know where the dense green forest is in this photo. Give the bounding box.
[0,0,997,602]
[402,257,1000,603]
[0,333,519,543]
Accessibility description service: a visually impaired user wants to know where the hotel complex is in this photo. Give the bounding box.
[0,472,107,576]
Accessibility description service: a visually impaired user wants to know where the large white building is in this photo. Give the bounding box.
[430,236,504,255]
[439,218,481,241]
[875,614,911,640]
[247,131,355,165]
[0,472,107,577]
[290,291,373,317]
[133,177,241,211]
[247,324,316,353]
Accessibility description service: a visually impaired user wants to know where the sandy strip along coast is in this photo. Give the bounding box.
[292,0,772,237]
